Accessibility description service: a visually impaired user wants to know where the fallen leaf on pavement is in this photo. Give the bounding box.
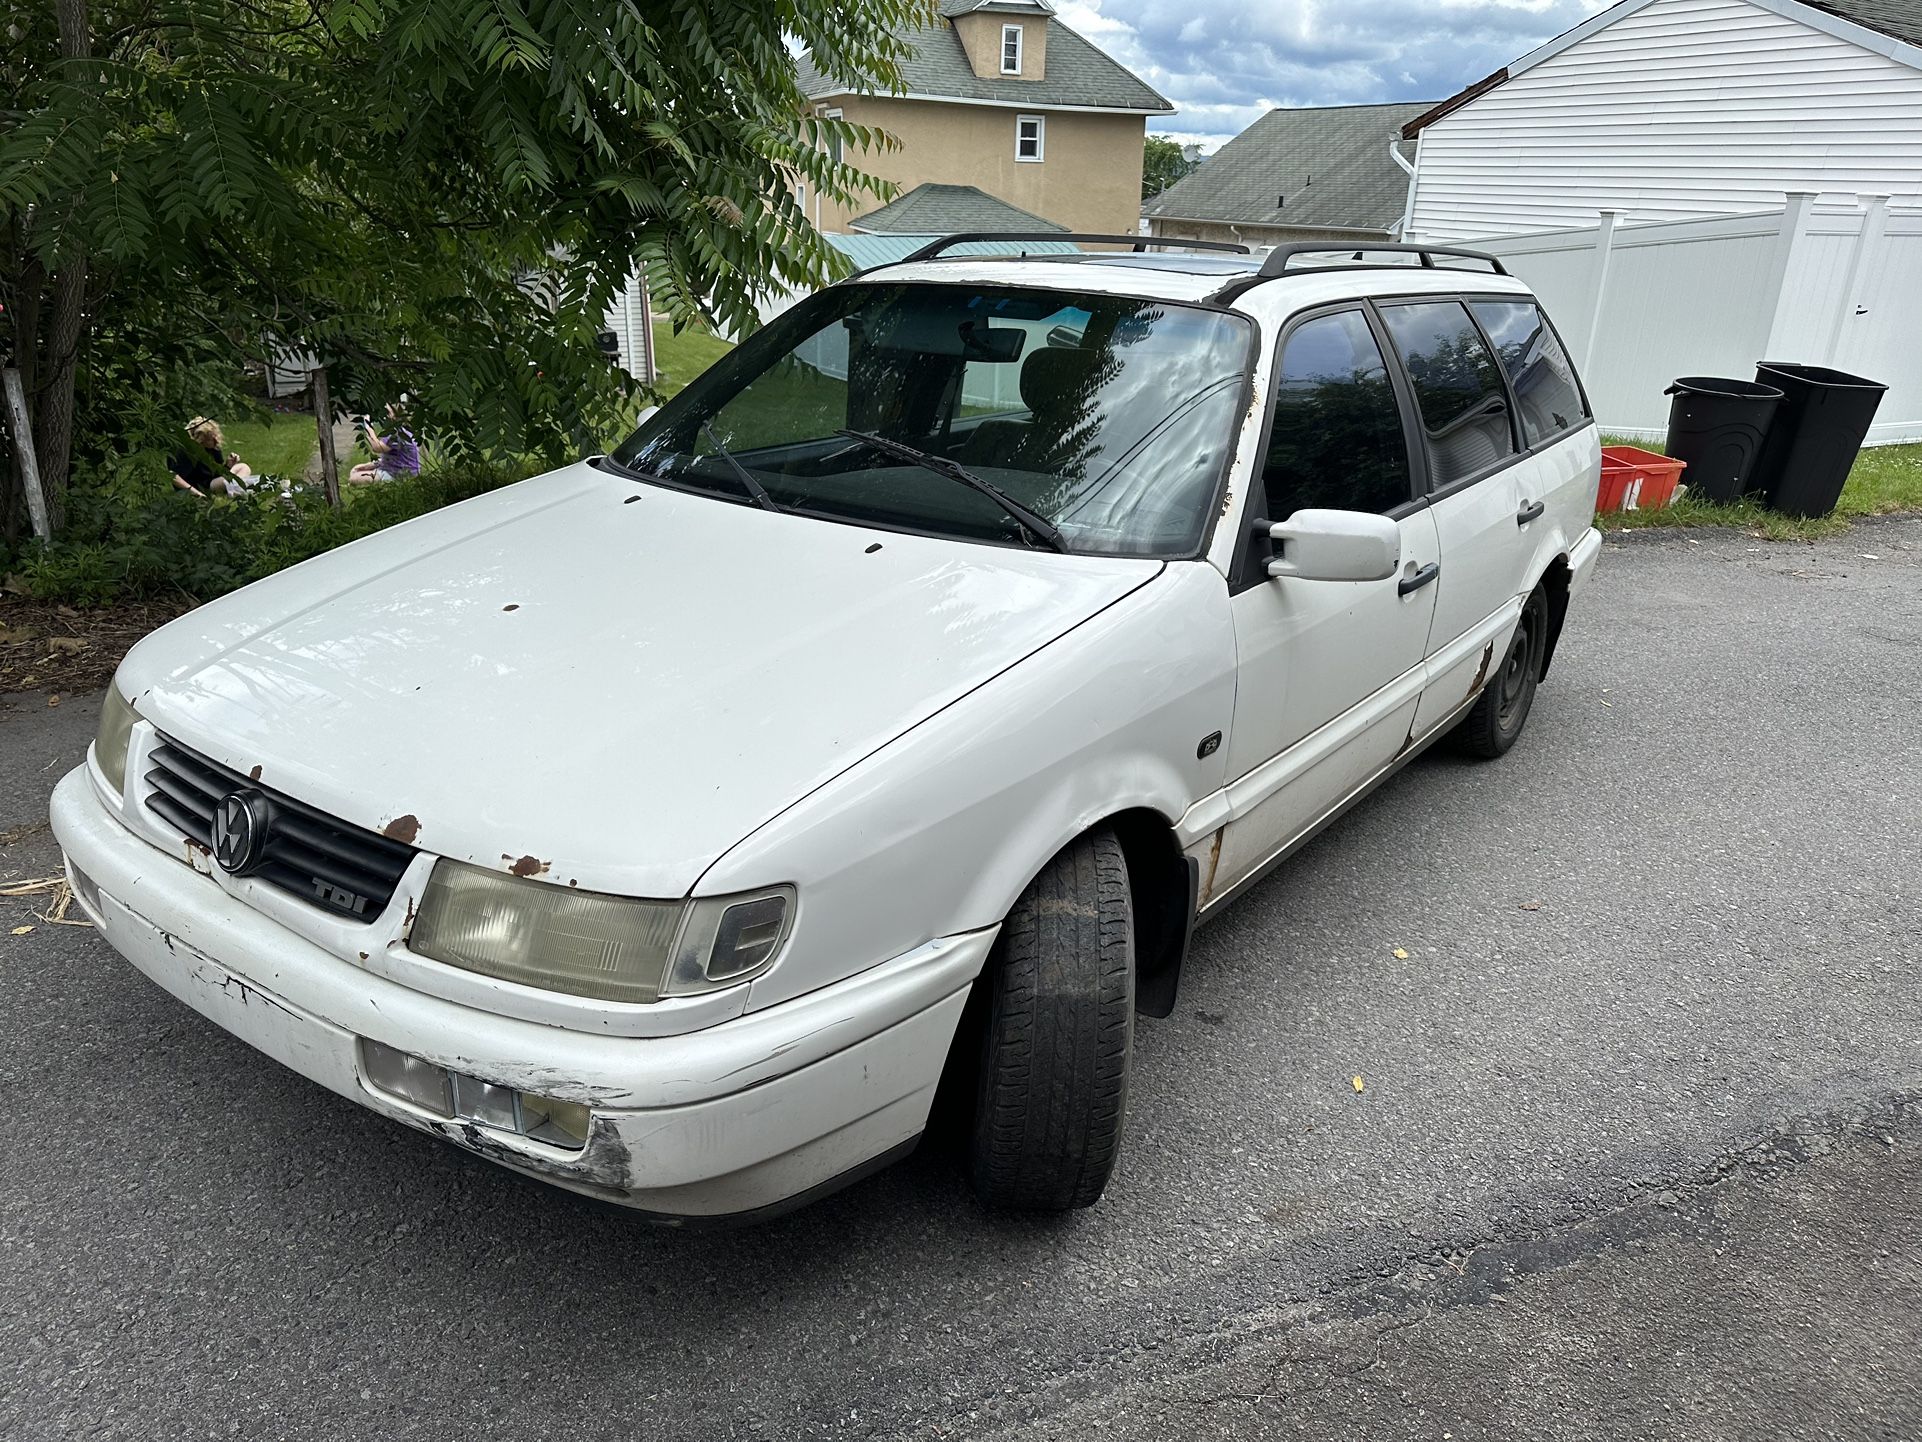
[1352,1075,1364,1093]
[1519,900,1543,911]
[1392,947,1409,959]
[46,694,60,706]
[10,925,33,936]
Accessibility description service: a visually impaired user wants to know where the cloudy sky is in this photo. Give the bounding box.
[1053,0,1615,150]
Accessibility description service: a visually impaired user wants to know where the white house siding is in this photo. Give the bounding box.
[1406,0,1922,241]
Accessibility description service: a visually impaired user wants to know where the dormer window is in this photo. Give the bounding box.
[1001,24,1022,74]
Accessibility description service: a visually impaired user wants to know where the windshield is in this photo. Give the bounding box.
[609,282,1253,556]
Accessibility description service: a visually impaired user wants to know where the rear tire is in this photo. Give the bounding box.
[968,827,1134,1212]
[1455,584,1550,759]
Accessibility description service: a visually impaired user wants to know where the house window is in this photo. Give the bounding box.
[1001,24,1022,74]
[1016,114,1044,162]
[823,106,843,166]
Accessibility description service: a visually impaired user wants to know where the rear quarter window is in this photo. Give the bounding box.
[1469,301,1589,446]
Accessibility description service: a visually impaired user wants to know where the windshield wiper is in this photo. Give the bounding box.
[833,428,1069,554]
[700,422,784,514]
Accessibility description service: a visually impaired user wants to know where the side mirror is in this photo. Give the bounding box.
[633,404,661,427]
[1267,509,1400,582]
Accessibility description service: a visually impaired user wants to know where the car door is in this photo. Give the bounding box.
[1468,296,1600,575]
[1210,305,1442,902]
[1374,298,1530,738]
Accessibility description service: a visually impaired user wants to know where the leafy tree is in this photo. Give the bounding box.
[1,0,926,535]
[1142,134,1192,199]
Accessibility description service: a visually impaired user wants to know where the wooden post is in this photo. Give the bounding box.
[2,367,53,542]
[310,368,341,508]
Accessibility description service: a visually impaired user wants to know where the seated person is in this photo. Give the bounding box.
[169,417,256,497]
[349,400,421,483]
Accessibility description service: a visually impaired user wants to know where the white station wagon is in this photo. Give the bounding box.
[54,239,1602,1220]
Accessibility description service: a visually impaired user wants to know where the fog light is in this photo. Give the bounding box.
[358,1038,590,1151]
[360,1038,453,1118]
[518,1094,591,1149]
[68,863,102,918]
[452,1073,520,1130]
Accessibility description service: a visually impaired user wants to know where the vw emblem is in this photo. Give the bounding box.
[211,790,271,875]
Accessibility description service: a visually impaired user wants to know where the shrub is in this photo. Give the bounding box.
[2,460,537,606]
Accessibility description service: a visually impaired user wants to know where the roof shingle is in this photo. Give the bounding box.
[850,182,1067,234]
[797,13,1172,113]
[1143,102,1432,232]
[1802,0,1922,47]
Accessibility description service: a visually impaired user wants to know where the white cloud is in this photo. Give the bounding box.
[1056,0,1616,144]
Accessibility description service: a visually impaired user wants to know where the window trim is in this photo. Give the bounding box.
[1230,301,1428,594]
[1015,114,1045,162]
[1001,23,1023,74]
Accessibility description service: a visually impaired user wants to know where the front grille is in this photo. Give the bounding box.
[143,736,417,922]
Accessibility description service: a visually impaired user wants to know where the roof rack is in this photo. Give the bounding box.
[896,232,1253,264]
[1211,242,1508,303]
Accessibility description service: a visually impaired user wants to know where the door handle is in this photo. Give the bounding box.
[1517,499,1546,526]
[1398,561,1440,596]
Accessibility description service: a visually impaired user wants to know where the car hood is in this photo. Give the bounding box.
[120,463,1162,896]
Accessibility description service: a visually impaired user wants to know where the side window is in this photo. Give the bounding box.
[1378,300,1516,489]
[1469,300,1588,446]
[1260,309,1413,520]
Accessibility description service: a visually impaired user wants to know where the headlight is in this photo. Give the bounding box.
[93,686,139,798]
[408,860,793,1004]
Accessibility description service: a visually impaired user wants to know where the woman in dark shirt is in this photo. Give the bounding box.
[169,417,255,496]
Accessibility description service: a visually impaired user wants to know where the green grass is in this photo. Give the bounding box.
[652,325,734,397]
[220,412,320,483]
[1599,438,1922,540]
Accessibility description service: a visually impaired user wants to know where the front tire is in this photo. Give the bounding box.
[968,827,1134,1212]
[1455,584,1550,759]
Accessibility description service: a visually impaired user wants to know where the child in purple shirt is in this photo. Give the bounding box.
[350,399,421,483]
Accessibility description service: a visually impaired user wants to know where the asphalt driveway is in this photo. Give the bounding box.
[3,519,1919,1440]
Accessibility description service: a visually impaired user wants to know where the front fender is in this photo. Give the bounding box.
[705,561,1239,1011]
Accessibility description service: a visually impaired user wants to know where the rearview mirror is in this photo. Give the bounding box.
[1267,509,1400,582]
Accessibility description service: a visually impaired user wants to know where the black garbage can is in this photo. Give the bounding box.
[1661,377,1783,503]
[1746,362,1889,519]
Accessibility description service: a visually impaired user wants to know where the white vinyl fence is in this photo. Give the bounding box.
[1461,193,1922,444]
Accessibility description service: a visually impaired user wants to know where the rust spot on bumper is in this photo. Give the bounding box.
[506,855,549,878]
[383,814,421,844]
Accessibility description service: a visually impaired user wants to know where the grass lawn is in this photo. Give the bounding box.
[652,324,733,397]
[1598,438,1922,540]
[221,411,320,482]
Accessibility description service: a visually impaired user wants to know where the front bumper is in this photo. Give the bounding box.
[51,767,989,1219]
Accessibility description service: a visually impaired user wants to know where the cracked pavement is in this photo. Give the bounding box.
[2,518,1920,1439]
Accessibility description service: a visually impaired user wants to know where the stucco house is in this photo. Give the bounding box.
[1401,0,1922,241]
[1142,101,1434,249]
[793,0,1173,236]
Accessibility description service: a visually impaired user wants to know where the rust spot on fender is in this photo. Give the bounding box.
[1468,641,1495,698]
[1200,826,1225,905]
[248,765,262,782]
[384,814,421,844]
[506,854,549,878]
